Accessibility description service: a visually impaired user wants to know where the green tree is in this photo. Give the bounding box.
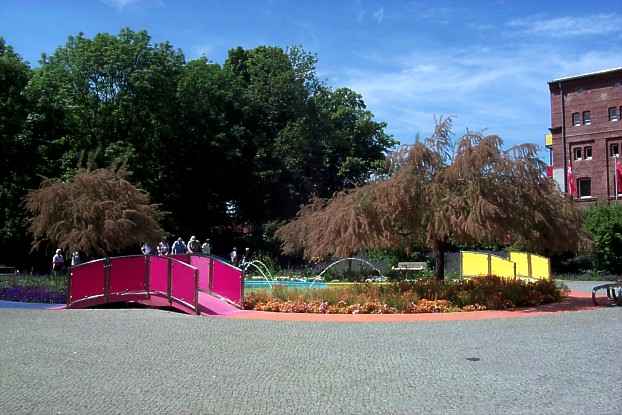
[2,30,397,263]
[584,204,622,274]
[276,118,582,280]
[224,46,396,228]
[0,37,34,267]
[25,28,185,192]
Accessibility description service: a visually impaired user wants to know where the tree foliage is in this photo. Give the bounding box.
[0,37,34,266]
[276,118,583,279]
[0,30,395,267]
[583,204,622,274]
[25,167,164,257]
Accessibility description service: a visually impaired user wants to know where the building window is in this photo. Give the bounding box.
[573,147,582,160]
[572,112,581,126]
[582,111,591,125]
[584,146,592,160]
[609,107,619,122]
[611,143,620,157]
[578,178,591,199]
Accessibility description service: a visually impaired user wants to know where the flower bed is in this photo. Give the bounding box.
[243,276,567,314]
[0,274,67,304]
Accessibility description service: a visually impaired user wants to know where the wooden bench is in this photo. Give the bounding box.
[392,262,427,271]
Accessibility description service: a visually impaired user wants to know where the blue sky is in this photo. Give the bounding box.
[1,0,621,154]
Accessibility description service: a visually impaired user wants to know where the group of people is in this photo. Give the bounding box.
[230,247,251,266]
[51,249,81,274]
[141,236,211,256]
[52,237,251,273]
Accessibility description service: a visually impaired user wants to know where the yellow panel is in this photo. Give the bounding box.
[490,255,516,279]
[509,252,530,277]
[545,133,553,147]
[530,254,550,280]
[461,252,489,277]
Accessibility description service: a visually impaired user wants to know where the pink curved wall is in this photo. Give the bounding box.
[190,255,211,291]
[211,259,243,305]
[149,256,169,296]
[69,254,241,312]
[70,260,105,303]
[109,256,147,294]
[170,259,197,309]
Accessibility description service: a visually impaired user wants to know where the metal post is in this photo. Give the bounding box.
[194,269,200,315]
[527,253,532,278]
[240,265,246,307]
[487,254,492,276]
[104,257,111,304]
[459,252,463,278]
[208,255,214,294]
[67,269,73,307]
[144,255,151,297]
[167,257,173,305]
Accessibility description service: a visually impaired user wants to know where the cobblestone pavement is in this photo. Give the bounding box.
[1,306,621,414]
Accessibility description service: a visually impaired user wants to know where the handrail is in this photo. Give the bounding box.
[592,282,622,306]
[69,257,106,270]
[211,255,243,272]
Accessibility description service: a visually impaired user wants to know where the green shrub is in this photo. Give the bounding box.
[584,204,622,274]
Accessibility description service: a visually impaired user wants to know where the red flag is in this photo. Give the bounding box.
[567,166,576,198]
[616,157,622,194]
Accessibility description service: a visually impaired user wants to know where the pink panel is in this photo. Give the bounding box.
[190,255,211,291]
[149,256,169,295]
[70,260,105,304]
[211,259,243,305]
[109,256,146,294]
[170,260,197,310]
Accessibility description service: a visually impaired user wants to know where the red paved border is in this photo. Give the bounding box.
[227,291,601,323]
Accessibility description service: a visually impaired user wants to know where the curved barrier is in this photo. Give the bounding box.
[460,252,490,277]
[460,251,516,279]
[509,252,551,280]
[211,258,243,305]
[68,259,106,307]
[108,256,149,303]
[460,251,552,280]
[592,282,622,306]
[68,254,242,315]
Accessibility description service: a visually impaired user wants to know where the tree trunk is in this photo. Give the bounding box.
[433,242,445,281]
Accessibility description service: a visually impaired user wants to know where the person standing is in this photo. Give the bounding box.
[187,235,201,254]
[71,251,81,267]
[241,247,251,266]
[141,242,152,255]
[171,237,186,255]
[230,247,238,265]
[52,249,64,275]
[157,240,169,256]
[201,238,211,256]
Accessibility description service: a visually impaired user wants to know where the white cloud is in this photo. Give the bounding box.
[336,45,622,146]
[507,13,622,37]
[373,7,384,24]
[100,0,163,11]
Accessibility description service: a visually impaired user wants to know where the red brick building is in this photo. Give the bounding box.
[547,67,622,204]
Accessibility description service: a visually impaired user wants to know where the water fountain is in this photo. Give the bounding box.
[310,257,386,287]
[242,260,275,288]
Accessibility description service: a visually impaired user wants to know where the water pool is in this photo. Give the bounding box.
[244,280,327,289]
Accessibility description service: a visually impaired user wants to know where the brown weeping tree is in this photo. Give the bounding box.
[25,167,164,257]
[276,117,584,280]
